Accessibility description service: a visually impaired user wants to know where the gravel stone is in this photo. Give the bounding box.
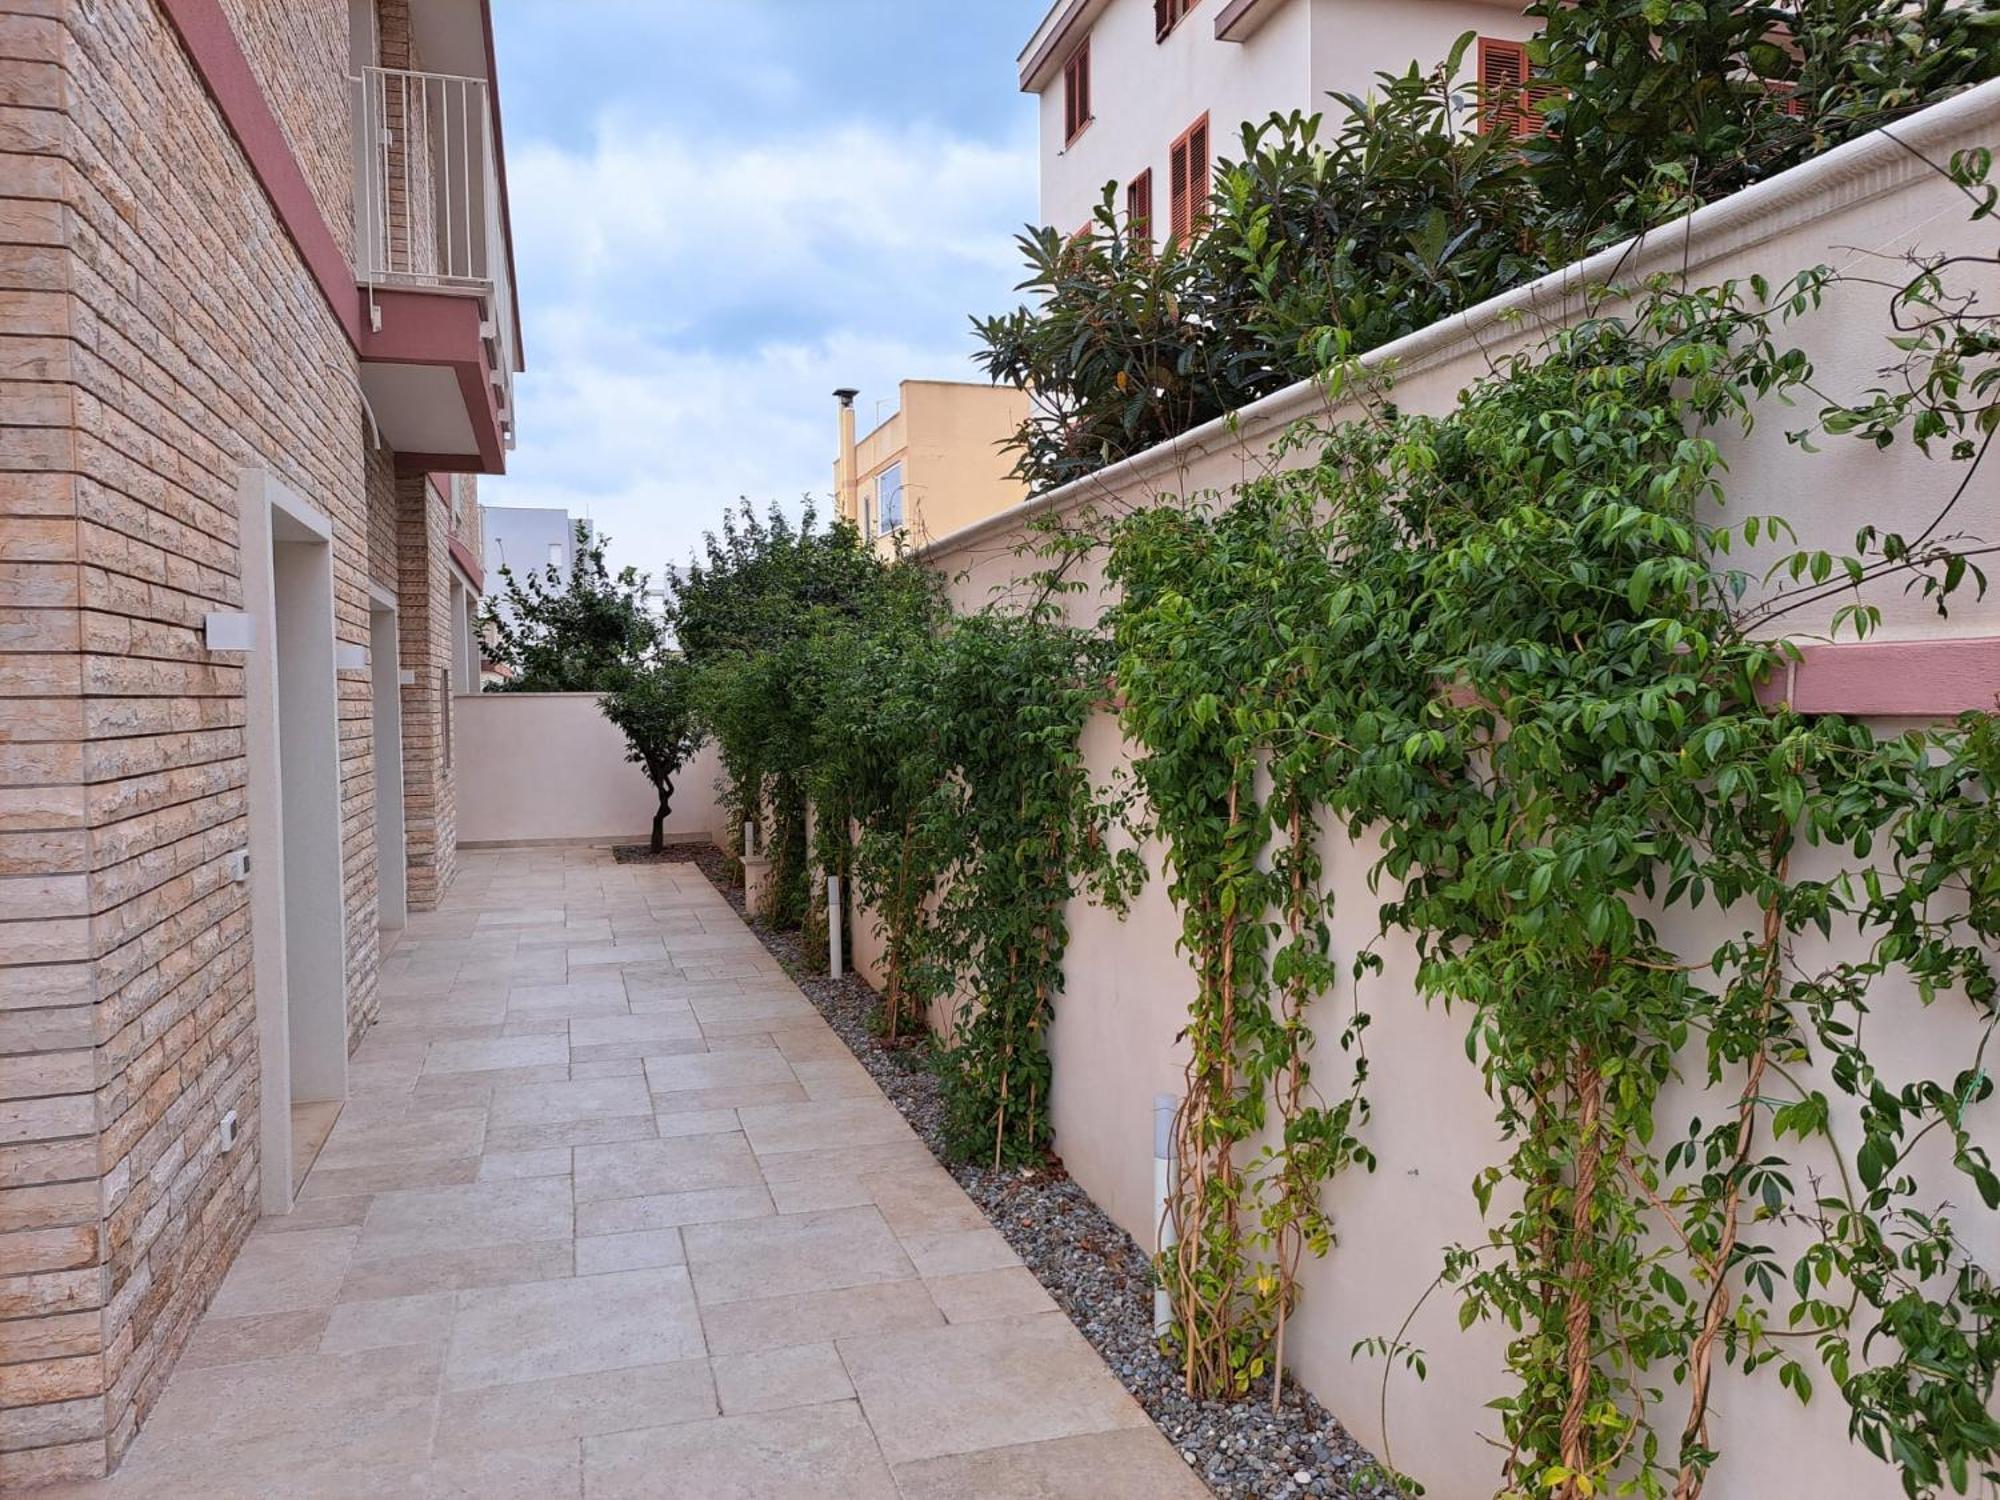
[658,845,1402,1500]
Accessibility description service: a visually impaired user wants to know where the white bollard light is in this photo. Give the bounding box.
[827,875,843,980]
[1154,1092,1176,1338]
[742,820,757,857]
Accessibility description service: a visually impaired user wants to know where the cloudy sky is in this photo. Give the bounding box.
[481,0,1050,581]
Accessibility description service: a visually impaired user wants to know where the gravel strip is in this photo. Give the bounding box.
[642,843,1400,1500]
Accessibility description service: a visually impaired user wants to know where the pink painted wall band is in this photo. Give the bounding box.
[1770,636,2000,717]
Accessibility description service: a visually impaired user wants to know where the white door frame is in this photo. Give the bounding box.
[240,469,347,1214]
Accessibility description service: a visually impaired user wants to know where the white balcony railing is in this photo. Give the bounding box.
[354,65,518,449]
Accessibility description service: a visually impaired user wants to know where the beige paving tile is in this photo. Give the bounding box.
[297,1154,482,1201]
[570,1056,651,1078]
[354,1178,573,1262]
[575,1227,686,1275]
[653,1079,810,1114]
[752,1138,938,1184]
[318,1290,456,1353]
[890,1428,1214,1500]
[177,1308,329,1369]
[582,1400,898,1500]
[899,1227,1023,1278]
[259,1192,375,1233]
[839,1312,1151,1467]
[568,1012,704,1061]
[712,1341,854,1415]
[435,1359,716,1456]
[489,1075,655,1127]
[923,1268,1058,1325]
[767,1175,877,1215]
[684,1283,938,1362]
[478,1147,574,1181]
[506,978,631,1017]
[338,1240,572,1312]
[735,1098,919,1157]
[206,1227,360,1317]
[312,1105,488,1171]
[654,1107,741,1138]
[484,1112,659,1153]
[566,938,668,967]
[575,1184,774,1236]
[683,1206,916,1305]
[423,1034,571,1076]
[641,1049,796,1096]
[574,1133,763,1202]
[789,1057,879,1100]
[96,1345,444,1482]
[445,1267,706,1390]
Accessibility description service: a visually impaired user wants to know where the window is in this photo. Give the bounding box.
[877,462,905,533]
[1168,114,1210,242]
[1475,37,1553,139]
[1154,0,1197,41]
[1063,38,1092,144]
[1126,169,1153,247]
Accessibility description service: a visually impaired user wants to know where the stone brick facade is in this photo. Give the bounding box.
[0,0,494,1482]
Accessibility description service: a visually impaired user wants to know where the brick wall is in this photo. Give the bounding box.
[398,471,457,911]
[0,0,468,1481]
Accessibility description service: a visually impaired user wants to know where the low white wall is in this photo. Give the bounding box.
[891,82,2000,1500]
[455,692,725,847]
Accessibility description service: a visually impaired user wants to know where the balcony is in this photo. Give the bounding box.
[353,64,522,474]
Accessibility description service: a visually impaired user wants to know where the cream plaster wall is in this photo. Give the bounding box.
[454,693,726,847]
[1032,0,1534,242]
[920,82,2000,1500]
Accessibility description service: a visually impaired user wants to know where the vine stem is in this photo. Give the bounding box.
[1559,1049,1604,1496]
[1674,842,1790,1500]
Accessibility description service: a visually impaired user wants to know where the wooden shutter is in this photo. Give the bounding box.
[1169,114,1209,241]
[1169,138,1190,241]
[1477,36,1529,138]
[1064,39,1091,143]
[1155,0,1176,40]
[1188,115,1209,230]
[1126,169,1153,248]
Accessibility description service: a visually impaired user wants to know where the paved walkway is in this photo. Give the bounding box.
[45,846,1206,1499]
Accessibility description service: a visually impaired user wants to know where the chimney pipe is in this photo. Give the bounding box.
[833,389,860,527]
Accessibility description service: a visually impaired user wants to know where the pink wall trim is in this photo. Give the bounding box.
[158,0,363,348]
[447,533,485,593]
[1763,636,2000,717]
[362,290,507,474]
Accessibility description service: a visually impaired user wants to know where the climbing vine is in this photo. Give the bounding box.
[914,609,1142,1167]
[1108,228,2000,1499]
[1109,491,1379,1402]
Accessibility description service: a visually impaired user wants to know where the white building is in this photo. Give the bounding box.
[1019,0,1538,245]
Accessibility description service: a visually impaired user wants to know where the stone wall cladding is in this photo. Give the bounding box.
[398,471,458,911]
[0,0,466,1482]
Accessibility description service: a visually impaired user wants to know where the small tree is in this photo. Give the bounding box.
[601,654,700,854]
[485,522,661,691]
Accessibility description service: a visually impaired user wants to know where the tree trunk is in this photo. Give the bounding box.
[649,764,675,854]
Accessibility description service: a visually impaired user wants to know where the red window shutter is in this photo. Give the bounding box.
[1064,40,1092,143]
[1126,169,1153,246]
[1188,115,1209,229]
[1169,139,1190,241]
[1477,36,1530,139]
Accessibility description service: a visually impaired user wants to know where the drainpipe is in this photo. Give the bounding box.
[1154,1093,1176,1337]
[834,388,860,526]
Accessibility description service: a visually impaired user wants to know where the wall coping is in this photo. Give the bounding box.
[921,77,2000,563]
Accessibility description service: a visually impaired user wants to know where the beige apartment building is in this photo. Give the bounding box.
[0,0,518,1482]
[833,381,1030,553]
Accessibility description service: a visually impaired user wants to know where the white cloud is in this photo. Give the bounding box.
[481,113,1038,579]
